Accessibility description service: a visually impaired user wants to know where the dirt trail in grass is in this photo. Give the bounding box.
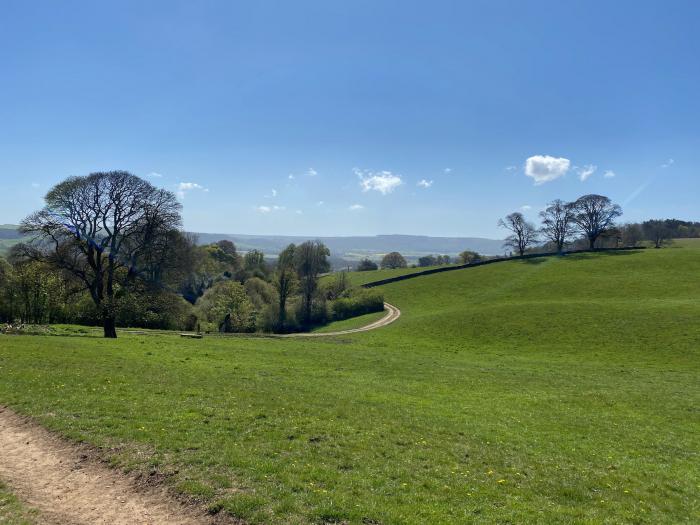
[0,406,217,525]
[281,302,401,337]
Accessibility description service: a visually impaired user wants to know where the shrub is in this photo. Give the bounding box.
[357,258,378,271]
[195,280,256,332]
[381,252,407,269]
[331,288,384,321]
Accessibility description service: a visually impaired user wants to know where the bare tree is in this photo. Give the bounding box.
[273,243,297,331]
[498,212,538,256]
[19,171,182,338]
[642,220,672,248]
[380,252,407,269]
[570,194,622,250]
[539,199,575,253]
[294,241,330,326]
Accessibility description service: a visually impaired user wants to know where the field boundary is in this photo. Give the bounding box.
[361,247,646,288]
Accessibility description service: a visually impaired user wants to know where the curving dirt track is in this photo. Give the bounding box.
[0,407,219,525]
[279,302,401,337]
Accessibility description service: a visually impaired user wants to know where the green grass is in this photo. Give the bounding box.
[0,243,699,523]
[336,264,455,286]
[0,482,37,525]
[310,310,386,333]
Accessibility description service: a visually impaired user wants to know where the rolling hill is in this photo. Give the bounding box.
[0,241,698,523]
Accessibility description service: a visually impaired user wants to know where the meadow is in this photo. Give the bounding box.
[0,241,698,523]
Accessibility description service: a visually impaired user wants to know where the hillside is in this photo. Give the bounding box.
[0,242,698,523]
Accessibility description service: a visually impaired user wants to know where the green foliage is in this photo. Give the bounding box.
[0,243,699,523]
[458,250,481,264]
[330,288,384,321]
[356,258,378,271]
[195,280,255,332]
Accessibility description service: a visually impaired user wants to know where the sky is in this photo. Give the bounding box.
[1,0,698,238]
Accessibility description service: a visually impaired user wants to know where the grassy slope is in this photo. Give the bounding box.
[341,264,455,286]
[0,243,698,523]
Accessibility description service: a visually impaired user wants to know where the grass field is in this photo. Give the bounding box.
[0,242,698,523]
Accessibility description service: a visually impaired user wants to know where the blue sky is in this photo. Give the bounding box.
[1,0,698,238]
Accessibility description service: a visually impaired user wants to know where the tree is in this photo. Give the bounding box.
[438,255,451,265]
[243,249,267,279]
[357,258,378,271]
[458,250,481,264]
[273,244,297,331]
[381,252,407,269]
[19,171,181,337]
[294,241,330,325]
[570,194,622,250]
[498,212,538,256]
[642,220,672,248]
[539,199,575,253]
[195,280,255,333]
[418,255,437,267]
[620,223,644,247]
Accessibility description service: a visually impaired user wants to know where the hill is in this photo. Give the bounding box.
[0,242,698,523]
[0,224,504,262]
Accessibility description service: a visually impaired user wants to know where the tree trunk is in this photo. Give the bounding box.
[588,236,596,250]
[103,316,117,338]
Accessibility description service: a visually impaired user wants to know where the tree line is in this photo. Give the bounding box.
[0,172,383,337]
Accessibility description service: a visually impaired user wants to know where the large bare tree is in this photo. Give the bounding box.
[19,171,182,338]
[539,199,575,253]
[498,212,538,256]
[570,194,622,250]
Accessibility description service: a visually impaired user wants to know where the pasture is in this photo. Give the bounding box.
[0,242,698,523]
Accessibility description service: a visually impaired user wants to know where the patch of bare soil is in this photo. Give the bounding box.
[0,406,221,525]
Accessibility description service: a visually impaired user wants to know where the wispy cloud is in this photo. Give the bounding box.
[348,204,364,211]
[661,158,674,168]
[576,164,597,182]
[524,155,570,185]
[417,179,433,188]
[355,168,403,195]
[505,165,518,172]
[521,204,532,211]
[146,172,163,178]
[288,174,295,180]
[443,168,452,174]
[603,170,616,178]
[176,182,207,199]
[307,168,318,177]
[256,205,285,213]
[31,182,40,188]
[317,200,324,206]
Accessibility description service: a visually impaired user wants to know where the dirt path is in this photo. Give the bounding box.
[280,302,401,337]
[0,407,217,525]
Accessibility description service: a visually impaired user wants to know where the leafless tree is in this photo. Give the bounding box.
[273,243,297,331]
[19,171,182,338]
[570,194,622,250]
[294,241,330,326]
[498,212,538,256]
[539,199,575,253]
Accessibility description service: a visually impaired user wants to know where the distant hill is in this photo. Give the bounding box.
[193,233,505,260]
[0,224,505,260]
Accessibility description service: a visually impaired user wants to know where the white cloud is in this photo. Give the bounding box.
[176,182,207,199]
[521,205,532,211]
[505,165,518,172]
[295,209,303,215]
[604,170,616,178]
[443,168,452,174]
[661,158,674,168]
[417,179,433,188]
[355,168,403,195]
[577,164,597,182]
[266,188,278,198]
[524,155,571,185]
[146,172,163,178]
[256,205,285,213]
[317,200,324,206]
[31,182,40,188]
[348,204,364,211]
[288,174,295,180]
[307,168,318,177]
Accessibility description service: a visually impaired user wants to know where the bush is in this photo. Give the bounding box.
[381,252,407,269]
[331,288,384,321]
[195,280,256,332]
[356,258,378,271]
